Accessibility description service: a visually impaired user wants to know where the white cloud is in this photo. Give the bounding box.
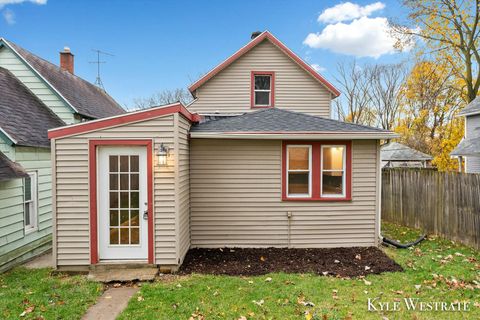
[310,64,326,72]
[2,8,14,24]
[304,16,405,58]
[0,0,46,8]
[318,1,385,23]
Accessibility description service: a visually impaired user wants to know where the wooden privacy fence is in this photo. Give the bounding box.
[382,168,480,250]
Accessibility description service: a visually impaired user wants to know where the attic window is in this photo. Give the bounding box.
[251,71,275,108]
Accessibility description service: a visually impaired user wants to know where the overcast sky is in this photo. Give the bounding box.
[0,0,412,108]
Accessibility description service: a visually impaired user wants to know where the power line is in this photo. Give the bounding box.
[89,49,114,90]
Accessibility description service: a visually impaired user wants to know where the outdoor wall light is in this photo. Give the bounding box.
[157,143,169,166]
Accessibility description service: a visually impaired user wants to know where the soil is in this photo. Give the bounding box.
[179,247,402,277]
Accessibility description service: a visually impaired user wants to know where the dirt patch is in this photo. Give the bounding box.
[179,247,402,277]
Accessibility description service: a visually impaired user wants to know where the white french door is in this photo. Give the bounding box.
[97,146,148,260]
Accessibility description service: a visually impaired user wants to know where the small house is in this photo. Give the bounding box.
[48,31,397,271]
[381,142,432,168]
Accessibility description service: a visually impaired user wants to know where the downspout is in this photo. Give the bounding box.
[376,140,383,244]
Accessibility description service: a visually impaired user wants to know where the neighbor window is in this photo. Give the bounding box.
[251,72,274,107]
[321,145,346,197]
[282,142,351,201]
[287,145,311,197]
[24,171,38,233]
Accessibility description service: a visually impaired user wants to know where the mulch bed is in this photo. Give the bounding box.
[179,247,402,277]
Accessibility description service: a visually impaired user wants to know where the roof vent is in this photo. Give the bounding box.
[251,31,262,40]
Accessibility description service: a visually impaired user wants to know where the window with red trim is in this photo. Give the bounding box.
[251,71,275,108]
[282,141,352,201]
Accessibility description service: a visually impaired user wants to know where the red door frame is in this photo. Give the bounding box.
[89,139,154,264]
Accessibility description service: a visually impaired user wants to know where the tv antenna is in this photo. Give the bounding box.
[89,49,114,90]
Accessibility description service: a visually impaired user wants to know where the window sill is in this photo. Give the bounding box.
[282,196,352,202]
[24,227,37,235]
[251,105,274,109]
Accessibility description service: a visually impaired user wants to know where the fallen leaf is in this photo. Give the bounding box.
[363,279,372,286]
[334,260,340,264]
[365,266,371,271]
[322,271,329,276]
[355,254,362,260]
[252,299,264,306]
[260,256,266,262]
[176,284,182,288]
[415,285,421,290]
[305,311,313,320]
[137,296,144,301]
[265,277,272,282]
[238,317,247,320]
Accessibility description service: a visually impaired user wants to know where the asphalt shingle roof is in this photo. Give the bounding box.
[0,151,28,182]
[7,40,125,119]
[191,108,391,133]
[458,96,480,116]
[381,142,432,161]
[0,67,64,148]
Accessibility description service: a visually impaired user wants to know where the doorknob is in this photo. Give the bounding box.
[143,209,148,220]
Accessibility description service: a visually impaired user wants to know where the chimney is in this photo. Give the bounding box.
[60,47,74,74]
[251,31,262,40]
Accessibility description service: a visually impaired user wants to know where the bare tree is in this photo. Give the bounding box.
[368,63,408,130]
[333,60,376,126]
[130,88,193,110]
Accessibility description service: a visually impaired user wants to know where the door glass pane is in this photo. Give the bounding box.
[255,91,270,105]
[120,210,129,226]
[110,228,119,244]
[120,174,129,190]
[130,192,139,209]
[288,172,309,195]
[130,210,139,226]
[288,147,309,170]
[120,228,129,245]
[130,174,139,190]
[131,228,139,244]
[130,156,139,172]
[120,192,129,208]
[120,156,129,172]
[323,147,344,170]
[109,174,118,191]
[255,75,271,90]
[110,210,119,226]
[109,156,118,172]
[322,171,344,195]
[109,192,118,209]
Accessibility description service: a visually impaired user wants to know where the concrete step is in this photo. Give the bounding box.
[87,267,158,282]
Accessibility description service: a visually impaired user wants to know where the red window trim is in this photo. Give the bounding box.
[89,139,154,264]
[251,71,275,108]
[281,141,352,201]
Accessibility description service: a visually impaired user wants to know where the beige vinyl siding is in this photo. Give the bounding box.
[53,115,186,266]
[176,115,191,263]
[190,139,379,248]
[0,147,52,271]
[188,40,333,118]
[0,45,75,124]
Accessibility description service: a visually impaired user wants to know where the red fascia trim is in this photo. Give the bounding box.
[89,139,154,264]
[281,140,352,201]
[250,71,275,108]
[188,31,340,97]
[49,104,201,139]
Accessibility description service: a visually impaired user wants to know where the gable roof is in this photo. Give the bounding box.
[190,108,397,139]
[0,151,28,182]
[458,96,480,117]
[0,67,65,148]
[1,38,125,119]
[381,142,432,161]
[49,102,201,140]
[188,31,340,97]
[451,137,480,156]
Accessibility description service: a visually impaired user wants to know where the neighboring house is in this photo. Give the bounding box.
[0,38,124,272]
[381,142,433,168]
[48,31,397,271]
[451,97,480,173]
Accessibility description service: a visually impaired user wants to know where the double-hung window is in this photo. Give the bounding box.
[251,72,274,108]
[282,142,351,201]
[321,145,346,197]
[24,171,38,233]
[286,145,311,197]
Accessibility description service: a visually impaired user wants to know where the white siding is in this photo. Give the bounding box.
[53,115,181,266]
[176,115,191,263]
[0,45,75,124]
[465,115,480,173]
[188,40,333,118]
[190,139,379,248]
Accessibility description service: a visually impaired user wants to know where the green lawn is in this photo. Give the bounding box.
[0,268,102,320]
[119,222,480,320]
